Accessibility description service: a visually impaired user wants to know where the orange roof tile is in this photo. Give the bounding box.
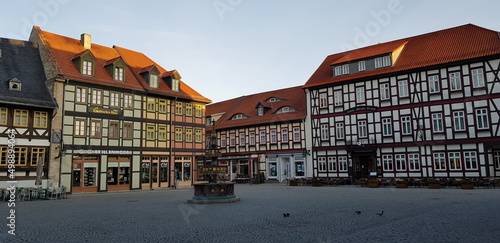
[206,86,306,130]
[304,24,500,88]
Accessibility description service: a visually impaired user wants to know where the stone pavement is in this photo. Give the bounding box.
[1,184,499,242]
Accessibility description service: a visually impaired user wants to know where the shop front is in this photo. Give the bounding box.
[72,155,99,193]
[174,156,192,187]
[141,156,169,189]
[107,156,131,191]
[267,154,306,182]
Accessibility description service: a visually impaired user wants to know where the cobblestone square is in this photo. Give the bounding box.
[1,184,499,242]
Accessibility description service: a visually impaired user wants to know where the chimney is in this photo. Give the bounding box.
[80,33,91,49]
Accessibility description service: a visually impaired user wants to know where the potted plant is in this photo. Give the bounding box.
[427,179,441,189]
[395,179,408,188]
[368,179,380,188]
[289,179,299,186]
[460,179,474,189]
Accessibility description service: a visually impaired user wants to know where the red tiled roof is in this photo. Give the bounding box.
[34,26,145,91]
[114,46,211,103]
[304,24,500,88]
[206,86,306,130]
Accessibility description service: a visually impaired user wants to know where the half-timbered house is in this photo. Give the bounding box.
[304,24,500,181]
[206,86,308,182]
[0,38,57,186]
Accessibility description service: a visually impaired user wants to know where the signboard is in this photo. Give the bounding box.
[346,106,377,114]
[87,106,123,116]
[77,149,132,155]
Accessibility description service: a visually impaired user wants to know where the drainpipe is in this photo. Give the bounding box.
[170,97,177,188]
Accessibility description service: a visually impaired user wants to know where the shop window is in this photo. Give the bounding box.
[268,157,277,178]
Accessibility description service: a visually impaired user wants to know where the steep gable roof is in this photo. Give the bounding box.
[0,38,56,109]
[304,24,500,88]
[114,46,211,103]
[206,86,306,130]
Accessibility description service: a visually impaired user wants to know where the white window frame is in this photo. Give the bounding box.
[358,61,366,71]
[408,154,420,171]
[380,83,390,100]
[91,89,102,105]
[338,156,347,171]
[471,68,485,88]
[150,74,158,88]
[356,87,365,103]
[401,116,412,135]
[395,154,406,171]
[382,56,391,67]
[382,118,392,136]
[494,151,500,170]
[358,120,367,138]
[464,151,477,170]
[433,153,446,170]
[259,130,266,144]
[293,127,301,142]
[110,92,120,107]
[453,111,466,131]
[449,72,461,91]
[82,60,93,76]
[124,94,133,109]
[249,132,255,145]
[475,108,489,129]
[336,123,344,139]
[382,154,393,171]
[318,157,326,172]
[328,157,337,172]
[334,90,342,106]
[428,75,440,94]
[114,67,124,81]
[320,124,329,141]
[398,80,409,97]
[319,93,327,108]
[341,64,349,75]
[239,133,246,146]
[448,152,462,170]
[432,113,443,133]
[270,129,277,144]
[334,66,342,76]
[281,128,289,143]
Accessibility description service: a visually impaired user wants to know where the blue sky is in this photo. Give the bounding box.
[3,0,500,103]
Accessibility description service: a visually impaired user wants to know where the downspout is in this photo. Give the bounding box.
[170,96,177,188]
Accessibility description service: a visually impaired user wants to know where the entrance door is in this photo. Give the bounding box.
[279,157,291,182]
[72,156,99,193]
[353,155,374,179]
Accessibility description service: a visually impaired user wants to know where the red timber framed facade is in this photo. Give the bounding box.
[0,38,57,187]
[304,24,500,181]
[205,86,308,182]
[30,27,210,192]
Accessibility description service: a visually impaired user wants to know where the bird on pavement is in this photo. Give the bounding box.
[355,211,361,215]
[376,211,384,216]
[283,213,290,217]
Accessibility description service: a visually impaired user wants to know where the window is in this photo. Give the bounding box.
[448,152,462,170]
[91,89,102,105]
[277,107,295,114]
[449,72,461,91]
[338,156,347,171]
[195,105,203,117]
[171,79,180,92]
[229,134,236,147]
[319,93,327,108]
[408,154,420,171]
[195,130,203,143]
[293,127,301,142]
[318,157,326,172]
[159,99,167,113]
[401,116,412,135]
[358,61,366,71]
[328,157,337,172]
[375,57,383,68]
[258,107,264,116]
[76,87,87,103]
[382,118,392,136]
[150,74,158,88]
[494,151,500,170]
[175,128,183,142]
[270,129,277,144]
[14,147,28,166]
[281,128,289,143]
[464,152,477,170]
[476,108,489,129]
[249,132,255,145]
[356,87,365,103]
[334,66,342,76]
[375,56,391,68]
[90,120,102,138]
[175,102,183,115]
[14,109,28,127]
[110,92,120,107]
[432,113,443,133]
[109,122,120,138]
[74,120,86,136]
[358,121,367,138]
[471,68,485,88]
[382,154,393,171]
[185,129,193,142]
[147,98,156,112]
[123,123,133,139]
[34,111,48,128]
[259,130,266,144]
[395,154,406,171]
[398,80,408,97]
[231,113,248,120]
[220,135,226,147]
[334,90,342,106]
[146,125,155,140]
[433,153,446,170]
[114,67,124,81]
[341,64,349,75]
[82,60,93,76]
[31,148,45,166]
[239,133,246,145]
[336,123,344,139]
[124,94,133,109]
[320,124,329,141]
[0,108,7,125]
[185,104,193,116]
[158,126,167,141]
[380,83,390,100]
[428,75,440,93]
[453,111,466,131]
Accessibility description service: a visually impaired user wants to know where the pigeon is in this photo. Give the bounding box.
[355,210,361,215]
[283,213,290,217]
[376,211,384,216]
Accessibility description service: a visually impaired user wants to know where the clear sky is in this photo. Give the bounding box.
[2,0,500,103]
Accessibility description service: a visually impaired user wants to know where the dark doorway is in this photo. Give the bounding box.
[353,154,375,180]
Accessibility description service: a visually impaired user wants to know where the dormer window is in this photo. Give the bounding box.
[150,74,158,88]
[73,50,96,76]
[358,61,366,71]
[172,78,180,92]
[341,64,349,75]
[334,66,342,76]
[375,56,391,68]
[276,106,297,114]
[258,107,264,116]
[9,78,22,91]
[82,60,93,75]
[266,97,283,103]
[114,67,124,81]
[231,113,248,120]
